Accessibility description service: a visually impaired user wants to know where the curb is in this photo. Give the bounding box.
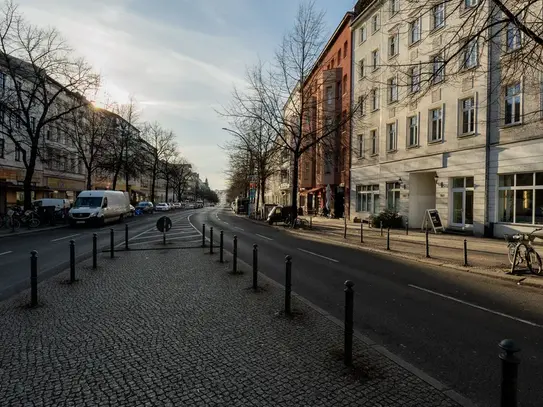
[0,224,69,239]
[220,247,476,407]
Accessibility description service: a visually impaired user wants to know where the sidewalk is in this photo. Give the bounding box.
[0,245,469,405]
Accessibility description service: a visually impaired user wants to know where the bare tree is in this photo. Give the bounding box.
[59,97,115,189]
[142,121,176,203]
[0,0,99,208]
[169,156,193,202]
[220,1,358,218]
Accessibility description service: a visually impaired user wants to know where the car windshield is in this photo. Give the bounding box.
[74,197,102,208]
[138,202,149,207]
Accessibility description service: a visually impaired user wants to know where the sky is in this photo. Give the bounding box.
[16,0,356,190]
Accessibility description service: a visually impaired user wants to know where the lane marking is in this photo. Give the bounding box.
[0,251,13,256]
[234,227,244,231]
[408,284,543,329]
[129,237,201,245]
[297,248,339,263]
[256,234,273,241]
[51,234,81,242]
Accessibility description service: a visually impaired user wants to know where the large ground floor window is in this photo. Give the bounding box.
[497,172,543,224]
[356,185,380,213]
[386,182,401,212]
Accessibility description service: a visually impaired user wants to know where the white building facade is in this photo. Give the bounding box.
[348,0,534,237]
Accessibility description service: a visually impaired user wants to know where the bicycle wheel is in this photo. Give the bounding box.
[527,249,543,275]
[29,216,40,228]
[7,218,20,230]
[508,243,526,266]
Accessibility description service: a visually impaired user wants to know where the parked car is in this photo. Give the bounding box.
[32,198,71,211]
[69,190,130,226]
[127,204,136,217]
[267,205,297,225]
[137,201,154,214]
[171,202,182,209]
[155,203,170,212]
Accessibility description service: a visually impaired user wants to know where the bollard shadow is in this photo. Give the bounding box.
[244,285,267,293]
[228,270,245,276]
[274,309,304,319]
[329,348,381,383]
[59,279,80,285]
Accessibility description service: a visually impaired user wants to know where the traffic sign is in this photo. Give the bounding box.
[156,216,172,232]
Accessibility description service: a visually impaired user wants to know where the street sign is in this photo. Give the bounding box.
[422,209,444,233]
[156,216,172,233]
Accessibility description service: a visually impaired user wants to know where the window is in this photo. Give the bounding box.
[0,72,5,90]
[331,58,335,68]
[358,95,366,116]
[15,145,21,161]
[432,2,445,30]
[463,37,478,69]
[388,33,399,58]
[357,134,364,158]
[505,83,521,125]
[343,74,348,95]
[408,115,419,146]
[371,49,379,70]
[389,0,399,15]
[358,59,365,79]
[386,122,397,151]
[356,185,380,213]
[0,107,4,125]
[506,24,521,51]
[343,41,348,58]
[432,54,445,84]
[372,14,380,33]
[370,129,378,155]
[429,107,443,141]
[464,0,477,8]
[451,177,474,226]
[337,81,342,99]
[360,25,367,43]
[460,97,475,134]
[409,19,421,45]
[326,86,333,106]
[0,138,4,158]
[386,182,401,212]
[388,77,398,103]
[498,173,543,224]
[15,116,20,129]
[31,117,36,131]
[409,66,421,93]
[371,88,380,111]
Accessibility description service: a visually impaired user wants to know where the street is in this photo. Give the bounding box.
[190,207,543,407]
[0,209,200,301]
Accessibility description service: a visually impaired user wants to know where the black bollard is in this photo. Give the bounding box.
[464,239,468,267]
[344,280,354,366]
[92,233,97,269]
[110,228,114,259]
[233,235,238,273]
[125,224,129,250]
[405,219,409,235]
[162,217,166,245]
[360,221,364,243]
[252,244,258,290]
[69,240,75,283]
[425,229,430,258]
[30,250,38,307]
[209,227,214,254]
[202,224,206,248]
[219,231,224,263]
[380,221,383,236]
[499,339,520,407]
[285,255,292,315]
[387,227,390,251]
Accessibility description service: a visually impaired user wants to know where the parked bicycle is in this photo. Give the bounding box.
[11,207,40,228]
[505,227,543,275]
[0,209,21,230]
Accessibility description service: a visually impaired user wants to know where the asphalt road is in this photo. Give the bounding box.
[0,209,200,301]
[190,207,543,407]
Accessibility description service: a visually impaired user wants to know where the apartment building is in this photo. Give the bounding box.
[298,12,354,218]
[350,0,494,235]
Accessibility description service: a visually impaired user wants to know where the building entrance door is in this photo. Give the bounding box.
[450,177,474,229]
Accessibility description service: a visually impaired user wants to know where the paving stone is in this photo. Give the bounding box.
[0,246,462,406]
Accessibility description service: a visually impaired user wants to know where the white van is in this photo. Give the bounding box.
[69,190,130,226]
[32,198,70,211]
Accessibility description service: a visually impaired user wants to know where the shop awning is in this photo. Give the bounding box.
[299,186,324,195]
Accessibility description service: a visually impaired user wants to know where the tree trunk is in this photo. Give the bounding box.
[291,153,299,220]
[112,172,118,190]
[165,176,169,202]
[125,170,129,192]
[23,164,36,210]
[86,170,92,190]
[150,162,157,203]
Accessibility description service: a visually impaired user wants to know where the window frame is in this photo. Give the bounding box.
[388,76,398,103]
[370,129,378,155]
[409,18,421,45]
[463,37,478,69]
[389,0,399,15]
[429,106,444,142]
[407,114,419,147]
[497,172,543,225]
[371,49,379,71]
[386,121,398,152]
[360,25,367,44]
[388,32,399,58]
[460,96,476,135]
[409,65,421,93]
[0,138,4,158]
[371,13,380,34]
[386,182,401,212]
[357,134,365,158]
[356,184,380,213]
[14,144,21,161]
[359,58,365,80]
[432,1,445,31]
[506,23,522,52]
[371,88,380,111]
[432,53,445,84]
[504,82,522,126]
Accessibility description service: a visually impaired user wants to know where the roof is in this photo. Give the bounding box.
[351,0,379,26]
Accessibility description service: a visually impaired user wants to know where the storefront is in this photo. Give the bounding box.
[45,177,85,203]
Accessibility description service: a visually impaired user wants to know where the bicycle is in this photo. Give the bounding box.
[505,227,543,275]
[1,209,21,230]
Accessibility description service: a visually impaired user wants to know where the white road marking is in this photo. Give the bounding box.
[408,284,543,329]
[115,224,158,248]
[129,236,201,245]
[234,227,244,231]
[0,251,13,256]
[256,234,273,241]
[297,248,339,263]
[51,234,81,242]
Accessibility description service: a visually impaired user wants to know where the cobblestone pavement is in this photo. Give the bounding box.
[0,246,465,406]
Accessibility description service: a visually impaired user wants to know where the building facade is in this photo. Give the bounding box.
[350,0,491,235]
[298,12,354,218]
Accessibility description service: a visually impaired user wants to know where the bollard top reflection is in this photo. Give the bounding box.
[285,255,292,261]
[30,250,38,256]
[344,280,354,288]
[499,339,520,354]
